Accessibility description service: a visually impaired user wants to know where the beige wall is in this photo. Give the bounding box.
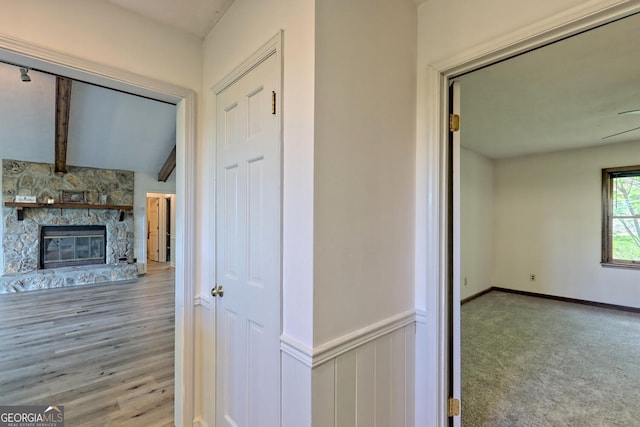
[493,140,640,308]
[313,0,417,346]
[461,147,494,300]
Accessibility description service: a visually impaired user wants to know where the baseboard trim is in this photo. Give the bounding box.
[461,287,493,305]
[492,287,640,314]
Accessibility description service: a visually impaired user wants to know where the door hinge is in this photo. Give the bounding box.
[272,91,276,115]
[449,114,460,132]
[448,397,460,417]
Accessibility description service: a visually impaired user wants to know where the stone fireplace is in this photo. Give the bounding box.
[1,160,138,293]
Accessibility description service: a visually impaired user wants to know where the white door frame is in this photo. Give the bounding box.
[418,1,640,425]
[0,35,197,426]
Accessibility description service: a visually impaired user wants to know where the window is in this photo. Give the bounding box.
[602,166,640,268]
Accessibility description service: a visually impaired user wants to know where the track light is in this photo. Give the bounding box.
[19,67,30,82]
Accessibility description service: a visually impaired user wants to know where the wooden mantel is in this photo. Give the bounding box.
[4,201,133,221]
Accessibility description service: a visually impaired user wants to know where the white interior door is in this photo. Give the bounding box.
[147,197,160,262]
[451,80,462,426]
[214,51,281,427]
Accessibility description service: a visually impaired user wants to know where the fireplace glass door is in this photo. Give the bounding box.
[40,225,107,269]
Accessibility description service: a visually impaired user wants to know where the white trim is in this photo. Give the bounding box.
[194,296,211,310]
[0,34,186,104]
[432,0,640,76]
[415,308,427,325]
[421,1,640,426]
[0,33,197,427]
[280,335,313,367]
[212,31,283,95]
[281,311,417,369]
[192,416,209,427]
[314,311,415,367]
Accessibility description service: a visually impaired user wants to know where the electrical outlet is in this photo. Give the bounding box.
[530,274,536,281]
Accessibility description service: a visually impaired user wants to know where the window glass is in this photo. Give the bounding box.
[611,176,640,262]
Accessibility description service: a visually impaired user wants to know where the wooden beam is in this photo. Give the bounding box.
[55,76,72,175]
[158,145,176,182]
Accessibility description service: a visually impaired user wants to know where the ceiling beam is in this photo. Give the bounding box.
[55,76,72,175]
[158,145,176,182]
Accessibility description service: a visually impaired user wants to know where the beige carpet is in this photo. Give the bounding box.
[462,290,640,426]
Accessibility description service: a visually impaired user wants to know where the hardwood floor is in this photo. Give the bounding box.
[0,261,175,426]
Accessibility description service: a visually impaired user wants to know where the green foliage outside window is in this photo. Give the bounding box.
[611,176,640,261]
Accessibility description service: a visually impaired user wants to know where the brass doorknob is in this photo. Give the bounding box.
[211,285,224,298]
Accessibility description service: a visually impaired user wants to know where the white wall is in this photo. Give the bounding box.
[493,140,640,308]
[461,147,494,300]
[314,0,417,347]
[417,0,588,66]
[0,0,201,92]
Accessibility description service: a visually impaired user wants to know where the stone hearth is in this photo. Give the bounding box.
[0,263,138,293]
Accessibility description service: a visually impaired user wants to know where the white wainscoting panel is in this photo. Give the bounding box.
[194,296,214,427]
[414,311,428,427]
[282,351,312,427]
[311,322,416,427]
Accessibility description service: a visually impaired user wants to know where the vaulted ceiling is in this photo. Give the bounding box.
[0,61,177,176]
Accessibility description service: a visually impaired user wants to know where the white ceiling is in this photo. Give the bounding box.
[457,13,640,159]
[0,62,176,176]
[104,0,235,39]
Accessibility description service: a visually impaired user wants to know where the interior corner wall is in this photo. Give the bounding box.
[461,147,494,300]
[492,140,640,308]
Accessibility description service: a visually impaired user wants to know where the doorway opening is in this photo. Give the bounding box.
[0,36,196,425]
[147,193,176,265]
[441,8,640,427]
